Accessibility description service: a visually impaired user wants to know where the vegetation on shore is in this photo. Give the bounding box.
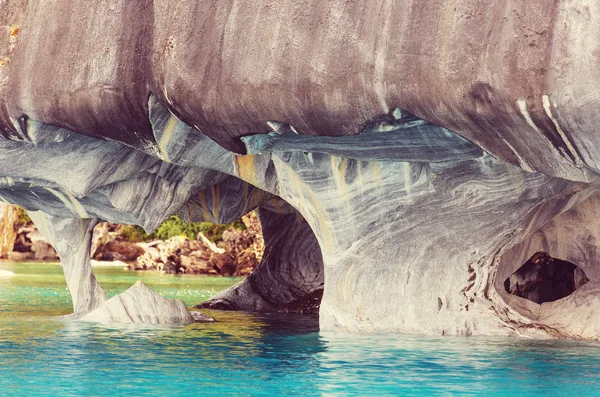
[121,215,246,243]
[15,207,247,245]
[5,205,263,277]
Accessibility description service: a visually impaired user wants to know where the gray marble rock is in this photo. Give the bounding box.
[191,311,216,323]
[80,281,196,325]
[3,3,600,338]
[3,0,600,181]
[198,201,324,313]
[0,105,599,338]
[27,212,107,315]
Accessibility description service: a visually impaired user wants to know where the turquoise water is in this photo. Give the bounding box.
[2,262,600,396]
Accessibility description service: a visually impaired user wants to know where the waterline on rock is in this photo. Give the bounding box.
[2,262,600,396]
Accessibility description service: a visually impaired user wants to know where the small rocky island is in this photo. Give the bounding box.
[1,1,600,338]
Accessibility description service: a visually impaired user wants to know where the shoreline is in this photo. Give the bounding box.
[0,259,248,278]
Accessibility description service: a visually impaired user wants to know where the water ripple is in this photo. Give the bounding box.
[2,262,600,396]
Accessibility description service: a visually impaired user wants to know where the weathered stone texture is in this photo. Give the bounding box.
[80,281,199,325]
[0,203,17,257]
[1,1,600,337]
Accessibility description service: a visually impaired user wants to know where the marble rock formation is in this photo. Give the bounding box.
[198,202,324,313]
[0,203,17,257]
[80,280,210,325]
[1,1,600,337]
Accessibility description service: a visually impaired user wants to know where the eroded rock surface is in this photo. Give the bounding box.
[28,212,107,315]
[0,203,17,257]
[2,2,600,337]
[80,280,205,325]
[199,201,324,313]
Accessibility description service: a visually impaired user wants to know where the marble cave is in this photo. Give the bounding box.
[2,0,600,339]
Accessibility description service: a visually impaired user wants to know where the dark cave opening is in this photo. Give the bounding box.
[196,201,325,315]
[504,251,589,304]
[181,176,325,315]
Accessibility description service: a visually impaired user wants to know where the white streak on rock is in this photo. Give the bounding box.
[517,98,573,163]
[157,114,178,162]
[517,99,542,135]
[542,94,581,163]
[46,188,87,217]
[502,138,535,173]
[63,189,89,218]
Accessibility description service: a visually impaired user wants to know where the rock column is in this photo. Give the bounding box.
[28,211,107,315]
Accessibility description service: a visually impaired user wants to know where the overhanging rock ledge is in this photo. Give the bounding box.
[2,0,600,337]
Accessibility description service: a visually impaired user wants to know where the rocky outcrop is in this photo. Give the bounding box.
[131,222,262,276]
[99,240,145,262]
[3,2,600,337]
[133,236,218,274]
[6,219,59,261]
[0,203,17,257]
[2,0,598,181]
[80,280,213,324]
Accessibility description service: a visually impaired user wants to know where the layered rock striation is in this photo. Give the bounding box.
[1,1,600,335]
[80,280,213,325]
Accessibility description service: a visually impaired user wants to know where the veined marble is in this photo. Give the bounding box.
[1,1,600,335]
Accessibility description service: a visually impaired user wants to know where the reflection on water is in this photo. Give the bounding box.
[2,262,600,396]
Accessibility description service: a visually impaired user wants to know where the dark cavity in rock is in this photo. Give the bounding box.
[279,289,324,314]
[504,251,589,304]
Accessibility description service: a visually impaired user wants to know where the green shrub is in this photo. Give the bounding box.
[14,202,246,244]
[119,224,149,242]
[149,215,246,243]
[15,207,31,226]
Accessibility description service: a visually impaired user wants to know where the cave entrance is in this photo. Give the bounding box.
[90,173,327,316]
[504,251,589,304]
[195,199,325,315]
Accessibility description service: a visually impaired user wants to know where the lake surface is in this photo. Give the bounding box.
[2,261,600,396]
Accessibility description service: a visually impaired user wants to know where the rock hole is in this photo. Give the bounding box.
[504,251,589,304]
[197,197,325,315]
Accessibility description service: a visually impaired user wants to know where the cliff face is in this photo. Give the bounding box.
[0,203,17,257]
[1,1,600,336]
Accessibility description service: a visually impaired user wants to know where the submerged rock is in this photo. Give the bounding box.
[191,311,216,323]
[80,281,196,325]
